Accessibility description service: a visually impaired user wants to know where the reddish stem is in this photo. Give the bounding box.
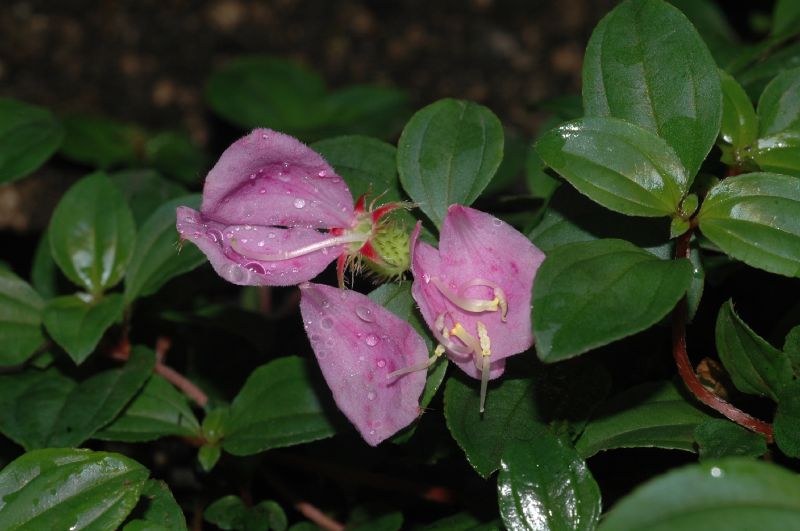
[672,231,774,442]
[264,474,345,531]
[154,337,209,408]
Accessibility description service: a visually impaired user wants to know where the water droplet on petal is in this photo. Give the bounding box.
[365,334,379,346]
[318,170,327,177]
[317,350,328,359]
[309,333,322,344]
[367,391,376,401]
[321,299,330,308]
[245,262,265,274]
[294,198,306,209]
[356,305,374,322]
[331,178,341,183]
[207,229,223,246]
[376,359,386,368]
[259,188,267,194]
[267,232,276,239]
[227,264,245,283]
[320,317,334,330]
[492,218,503,226]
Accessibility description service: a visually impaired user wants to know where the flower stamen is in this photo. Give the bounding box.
[229,232,368,262]
[477,321,491,413]
[386,344,445,380]
[431,277,508,320]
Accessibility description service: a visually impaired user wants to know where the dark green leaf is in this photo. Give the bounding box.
[0,98,63,184]
[251,500,288,531]
[96,375,200,442]
[417,513,485,531]
[697,172,800,277]
[349,512,402,531]
[60,115,142,169]
[223,356,336,456]
[125,195,206,302]
[110,169,188,227]
[484,131,528,196]
[715,300,792,400]
[397,98,504,228]
[498,435,601,531]
[42,293,125,364]
[532,239,693,362]
[758,66,800,137]
[774,380,800,457]
[123,479,187,531]
[0,268,45,367]
[204,496,248,530]
[773,0,800,38]
[144,131,207,185]
[48,172,137,293]
[752,132,800,177]
[785,325,800,375]
[576,381,712,458]
[30,230,59,299]
[536,117,689,217]
[318,85,409,140]
[668,0,740,67]
[583,0,722,178]
[736,41,800,100]
[444,376,546,477]
[0,448,148,530]
[694,419,767,460]
[198,444,221,473]
[719,70,758,152]
[598,458,800,531]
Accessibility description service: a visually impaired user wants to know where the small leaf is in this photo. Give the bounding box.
[498,435,601,531]
[0,448,148,530]
[697,172,800,277]
[536,117,689,217]
[0,268,46,367]
[96,375,200,443]
[757,66,800,137]
[575,381,712,458]
[444,376,546,477]
[198,445,221,473]
[48,172,137,293]
[125,195,206,302]
[598,458,800,531]
[204,496,248,530]
[719,70,758,152]
[251,500,288,531]
[223,356,336,456]
[752,132,800,177]
[0,98,63,184]
[43,293,125,364]
[694,419,767,460]
[124,479,187,531]
[715,300,792,400]
[582,0,722,178]
[532,239,693,362]
[774,380,800,458]
[397,98,504,228]
[60,115,142,169]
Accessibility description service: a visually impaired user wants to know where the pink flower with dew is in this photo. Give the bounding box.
[389,205,545,412]
[176,129,408,287]
[299,282,428,446]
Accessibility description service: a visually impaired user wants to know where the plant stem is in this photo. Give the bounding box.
[154,336,209,408]
[672,231,774,442]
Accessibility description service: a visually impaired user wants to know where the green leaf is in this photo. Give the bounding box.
[532,239,693,362]
[752,132,800,177]
[110,169,188,227]
[0,97,63,184]
[349,512,403,531]
[205,56,327,135]
[95,375,201,442]
[736,41,800,100]
[417,513,486,530]
[0,348,154,449]
[251,500,288,531]
[143,131,207,185]
[30,230,59,299]
[583,0,721,178]
[125,195,206,302]
[774,379,800,457]
[667,0,740,67]
[397,98,504,228]
[204,496,248,530]
[0,269,46,367]
[444,376,546,477]
[715,300,792,400]
[318,85,409,140]
[0,448,148,530]
[198,445,221,473]
[773,0,800,38]
[575,381,712,458]
[536,117,689,217]
[42,293,125,364]
[757,66,800,137]
[697,172,800,277]
[60,115,142,169]
[498,435,601,531]
[123,479,187,531]
[785,325,800,375]
[484,131,528,196]
[694,419,767,460]
[598,458,800,531]
[223,356,336,456]
[719,70,758,152]
[48,172,137,294]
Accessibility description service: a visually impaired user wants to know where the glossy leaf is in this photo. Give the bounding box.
[532,239,693,362]
[204,496,248,530]
[48,172,137,294]
[312,136,398,202]
[775,380,800,458]
[576,381,712,458]
[598,459,800,531]
[125,195,206,302]
[96,375,200,442]
[697,173,800,277]
[536,117,689,217]
[0,269,46,367]
[123,479,187,531]
[0,97,63,184]
[758,66,800,137]
[60,115,142,169]
[693,419,767,460]
[42,293,125,365]
[222,356,336,456]
[0,448,148,530]
[715,300,792,400]
[397,98,504,228]
[498,435,601,531]
[30,230,59,299]
[110,169,188,227]
[752,133,800,177]
[719,70,758,151]
[444,376,546,477]
[583,0,722,178]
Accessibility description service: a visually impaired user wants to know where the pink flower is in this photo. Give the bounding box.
[176,129,407,287]
[299,282,428,446]
[396,205,545,412]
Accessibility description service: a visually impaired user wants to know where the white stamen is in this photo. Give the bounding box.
[386,345,445,380]
[477,321,491,413]
[461,279,508,322]
[229,233,367,261]
[432,277,507,320]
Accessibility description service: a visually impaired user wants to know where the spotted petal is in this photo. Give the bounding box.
[201,129,355,229]
[177,206,339,286]
[299,282,428,446]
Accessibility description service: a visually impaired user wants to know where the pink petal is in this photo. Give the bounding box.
[200,129,354,229]
[299,283,428,446]
[177,206,339,286]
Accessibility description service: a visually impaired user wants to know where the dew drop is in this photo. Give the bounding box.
[257,240,265,247]
[245,262,265,274]
[309,333,322,344]
[325,338,335,347]
[492,218,503,226]
[317,350,328,359]
[320,317,334,330]
[261,133,268,140]
[376,359,386,368]
[227,264,245,283]
[259,188,267,194]
[365,334,379,346]
[277,173,290,182]
[367,391,376,401]
[249,173,256,180]
[356,305,374,322]
[291,267,300,273]
[318,170,327,177]
[207,229,224,246]
[331,177,341,183]
[321,299,330,308]
[293,198,306,209]
[268,232,277,239]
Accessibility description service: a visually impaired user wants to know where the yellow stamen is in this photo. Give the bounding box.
[477,321,491,413]
[449,323,483,356]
